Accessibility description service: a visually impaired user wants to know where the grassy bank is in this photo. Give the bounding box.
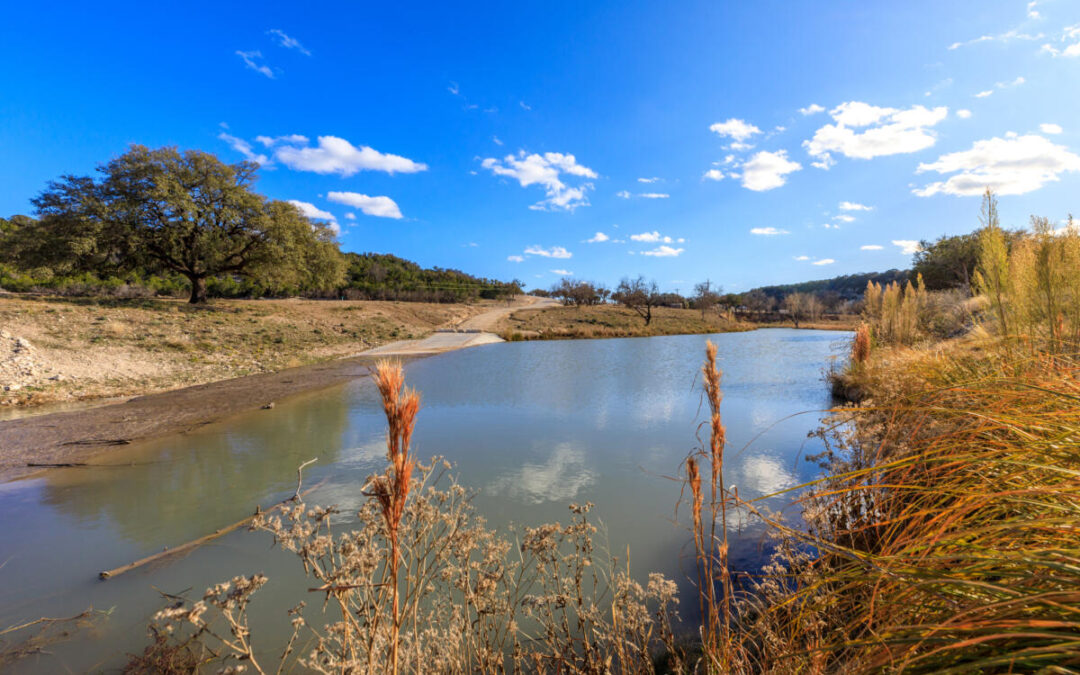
[0,296,484,406]
[498,304,751,339]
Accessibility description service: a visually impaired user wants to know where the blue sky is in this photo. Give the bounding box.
[3,1,1079,292]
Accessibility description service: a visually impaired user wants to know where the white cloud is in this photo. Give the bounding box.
[1040,123,1063,134]
[914,134,1080,196]
[287,200,335,222]
[975,90,994,98]
[217,133,270,165]
[256,134,309,147]
[345,213,356,220]
[948,27,1044,50]
[804,102,948,163]
[861,244,884,250]
[519,101,531,110]
[641,245,684,257]
[586,232,610,243]
[630,231,679,243]
[639,192,669,199]
[326,192,404,219]
[616,190,632,198]
[957,109,973,119]
[492,135,504,146]
[834,214,856,223]
[750,227,789,236]
[839,201,873,211]
[286,200,339,235]
[703,169,725,181]
[741,150,801,191]
[524,245,572,259]
[480,151,596,211]
[709,118,762,142]
[236,50,273,78]
[267,29,311,56]
[799,103,826,116]
[892,240,921,254]
[271,136,427,176]
[812,258,835,266]
[507,255,525,262]
[637,177,660,183]
[551,269,573,276]
[794,255,810,261]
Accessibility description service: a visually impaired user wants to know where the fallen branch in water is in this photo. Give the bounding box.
[99,474,326,581]
[26,462,88,468]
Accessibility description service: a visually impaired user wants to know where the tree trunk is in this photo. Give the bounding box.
[188,275,208,304]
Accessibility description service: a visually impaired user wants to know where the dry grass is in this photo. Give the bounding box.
[0,296,486,406]
[499,304,750,340]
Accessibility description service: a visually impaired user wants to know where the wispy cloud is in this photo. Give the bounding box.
[812,258,835,265]
[523,245,572,259]
[804,102,948,167]
[892,240,922,254]
[861,244,884,250]
[261,135,427,176]
[641,245,684,257]
[750,227,789,236]
[267,29,311,56]
[586,232,610,243]
[236,50,274,78]
[914,134,1080,196]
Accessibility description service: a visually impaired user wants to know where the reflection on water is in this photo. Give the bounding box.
[0,328,846,672]
[487,443,596,504]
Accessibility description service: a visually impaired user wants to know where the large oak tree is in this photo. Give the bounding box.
[32,145,344,303]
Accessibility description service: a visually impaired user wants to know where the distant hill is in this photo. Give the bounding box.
[343,252,520,303]
[750,269,910,301]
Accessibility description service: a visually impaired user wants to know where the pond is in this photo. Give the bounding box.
[0,328,847,672]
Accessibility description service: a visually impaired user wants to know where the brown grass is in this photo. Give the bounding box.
[0,296,486,406]
[499,304,750,340]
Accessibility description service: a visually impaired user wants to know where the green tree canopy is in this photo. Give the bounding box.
[31,144,344,302]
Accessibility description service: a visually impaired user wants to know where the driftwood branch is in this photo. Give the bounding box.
[98,476,327,581]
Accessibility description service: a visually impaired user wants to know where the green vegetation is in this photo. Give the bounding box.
[342,252,521,303]
[0,145,519,305]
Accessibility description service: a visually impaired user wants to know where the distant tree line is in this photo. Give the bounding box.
[0,145,520,304]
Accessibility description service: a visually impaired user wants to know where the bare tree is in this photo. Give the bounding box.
[614,275,661,325]
[693,280,722,319]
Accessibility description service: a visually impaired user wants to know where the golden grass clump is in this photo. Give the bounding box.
[851,323,871,365]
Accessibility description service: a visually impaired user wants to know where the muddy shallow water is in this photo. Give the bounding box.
[0,328,847,672]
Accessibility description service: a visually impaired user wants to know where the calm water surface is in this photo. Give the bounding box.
[0,329,846,671]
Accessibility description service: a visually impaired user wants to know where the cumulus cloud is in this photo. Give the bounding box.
[217,133,270,165]
[267,29,311,56]
[794,255,810,261]
[914,134,1080,196]
[799,103,826,116]
[615,190,631,198]
[344,213,356,220]
[481,151,596,211]
[586,232,610,243]
[975,90,995,98]
[1040,23,1080,57]
[1041,123,1063,134]
[287,200,339,235]
[507,255,525,262]
[638,192,669,199]
[524,245,572,259]
[709,118,762,142]
[327,192,404,219]
[271,136,427,176]
[703,169,725,181]
[236,50,274,78]
[839,201,873,211]
[551,269,573,276]
[741,150,801,191]
[893,240,921,254]
[630,231,683,243]
[804,102,948,165]
[638,177,660,183]
[641,245,684,257]
[834,214,856,223]
[861,244,884,250]
[957,109,973,119]
[812,258,835,265]
[750,227,789,236]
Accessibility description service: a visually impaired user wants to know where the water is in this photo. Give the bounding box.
[0,329,846,672]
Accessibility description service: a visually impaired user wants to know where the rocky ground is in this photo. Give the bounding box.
[0,296,489,407]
